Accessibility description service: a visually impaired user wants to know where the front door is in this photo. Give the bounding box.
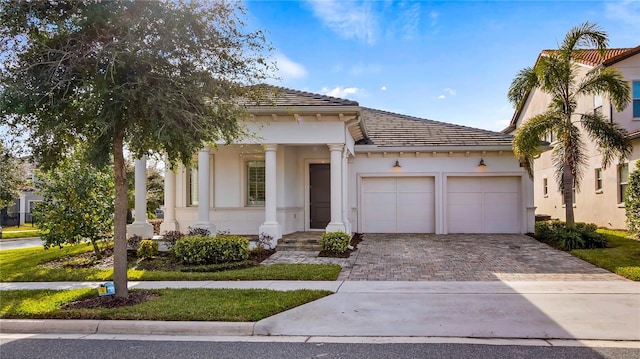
[309,164,331,229]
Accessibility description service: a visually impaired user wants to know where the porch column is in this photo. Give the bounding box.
[326,144,346,233]
[159,159,178,233]
[194,147,216,234]
[259,144,281,247]
[127,157,154,238]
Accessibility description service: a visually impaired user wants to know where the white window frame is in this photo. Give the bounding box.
[633,81,640,119]
[618,163,629,204]
[595,168,603,193]
[246,160,266,206]
[186,165,199,207]
[543,178,548,197]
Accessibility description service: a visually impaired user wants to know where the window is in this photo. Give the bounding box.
[618,163,629,203]
[544,130,555,143]
[595,168,603,192]
[634,81,640,118]
[187,166,199,206]
[247,160,265,205]
[594,94,603,115]
[543,178,548,196]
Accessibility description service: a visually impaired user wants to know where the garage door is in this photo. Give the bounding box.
[361,177,435,233]
[447,177,520,233]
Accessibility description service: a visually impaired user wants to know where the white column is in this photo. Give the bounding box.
[127,157,154,238]
[194,147,216,234]
[159,159,178,234]
[259,144,281,247]
[326,144,346,233]
[342,152,351,234]
[524,175,536,234]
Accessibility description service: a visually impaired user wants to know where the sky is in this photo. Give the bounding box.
[245,0,640,132]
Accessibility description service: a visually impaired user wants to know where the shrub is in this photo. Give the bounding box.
[172,235,249,265]
[162,230,184,250]
[320,231,351,254]
[535,220,606,250]
[626,161,640,240]
[186,226,211,237]
[127,235,143,251]
[137,239,159,259]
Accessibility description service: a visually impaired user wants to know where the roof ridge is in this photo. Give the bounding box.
[361,107,513,138]
[262,84,359,106]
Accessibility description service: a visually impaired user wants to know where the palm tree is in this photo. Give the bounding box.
[508,22,632,227]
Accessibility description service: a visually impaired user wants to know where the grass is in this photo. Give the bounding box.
[0,244,342,282]
[571,229,640,281]
[1,225,40,239]
[0,288,332,321]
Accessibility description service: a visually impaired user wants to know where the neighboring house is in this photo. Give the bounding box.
[503,46,640,229]
[129,87,534,245]
[0,162,43,227]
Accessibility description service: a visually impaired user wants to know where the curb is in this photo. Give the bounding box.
[0,319,255,336]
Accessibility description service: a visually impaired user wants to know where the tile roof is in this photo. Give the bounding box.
[251,85,359,107]
[540,46,640,67]
[361,108,513,147]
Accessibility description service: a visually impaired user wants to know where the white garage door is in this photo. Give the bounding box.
[361,177,435,233]
[447,177,520,233]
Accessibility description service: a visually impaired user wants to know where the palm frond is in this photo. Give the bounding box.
[581,112,632,168]
[576,67,631,111]
[559,21,608,60]
[507,67,539,109]
[513,112,559,178]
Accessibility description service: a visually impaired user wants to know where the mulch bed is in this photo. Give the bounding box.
[60,291,160,310]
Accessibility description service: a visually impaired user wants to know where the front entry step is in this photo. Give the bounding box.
[277,232,323,251]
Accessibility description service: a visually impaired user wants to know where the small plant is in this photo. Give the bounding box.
[137,239,159,259]
[320,231,351,254]
[162,230,184,250]
[258,232,274,249]
[626,160,640,241]
[172,235,249,265]
[186,226,211,237]
[534,220,607,250]
[127,235,143,252]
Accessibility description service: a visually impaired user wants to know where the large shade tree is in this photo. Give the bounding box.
[508,22,632,227]
[0,0,274,296]
[0,142,24,238]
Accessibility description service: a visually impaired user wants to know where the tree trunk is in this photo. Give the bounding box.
[563,164,575,227]
[113,131,129,297]
[92,240,102,260]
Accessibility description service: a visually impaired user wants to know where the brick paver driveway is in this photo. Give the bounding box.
[342,234,625,281]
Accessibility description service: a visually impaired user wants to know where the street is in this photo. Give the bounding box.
[0,238,41,251]
[0,337,638,359]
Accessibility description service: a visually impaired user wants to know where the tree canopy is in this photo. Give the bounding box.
[0,0,275,296]
[0,142,23,210]
[507,22,631,226]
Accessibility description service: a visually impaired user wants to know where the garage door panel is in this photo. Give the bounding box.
[447,177,520,234]
[362,177,434,233]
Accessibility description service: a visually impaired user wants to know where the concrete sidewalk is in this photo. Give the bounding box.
[1,280,639,342]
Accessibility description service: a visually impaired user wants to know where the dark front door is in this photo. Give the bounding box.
[310,164,331,229]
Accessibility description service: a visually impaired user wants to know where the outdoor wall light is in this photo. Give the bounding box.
[478,158,487,167]
[393,160,401,168]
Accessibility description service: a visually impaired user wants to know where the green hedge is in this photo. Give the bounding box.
[320,231,351,254]
[534,220,607,250]
[172,235,249,264]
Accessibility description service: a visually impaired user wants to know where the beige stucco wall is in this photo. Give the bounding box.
[517,54,640,229]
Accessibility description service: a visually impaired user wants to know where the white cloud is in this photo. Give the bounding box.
[436,95,446,100]
[399,1,421,39]
[321,86,360,99]
[306,0,378,44]
[381,85,387,91]
[274,53,307,80]
[605,1,640,25]
[444,88,457,96]
[349,63,382,76]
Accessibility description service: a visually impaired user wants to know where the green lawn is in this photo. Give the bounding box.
[0,288,332,321]
[1,225,40,239]
[0,244,341,282]
[571,229,640,281]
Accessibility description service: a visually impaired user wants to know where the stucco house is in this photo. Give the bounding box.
[128,87,534,246]
[503,46,640,229]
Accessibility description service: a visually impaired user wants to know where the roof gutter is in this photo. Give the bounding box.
[354,145,515,153]
[247,105,361,116]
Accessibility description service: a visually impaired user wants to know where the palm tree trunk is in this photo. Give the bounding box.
[113,130,129,297]
[563,165,575,227]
